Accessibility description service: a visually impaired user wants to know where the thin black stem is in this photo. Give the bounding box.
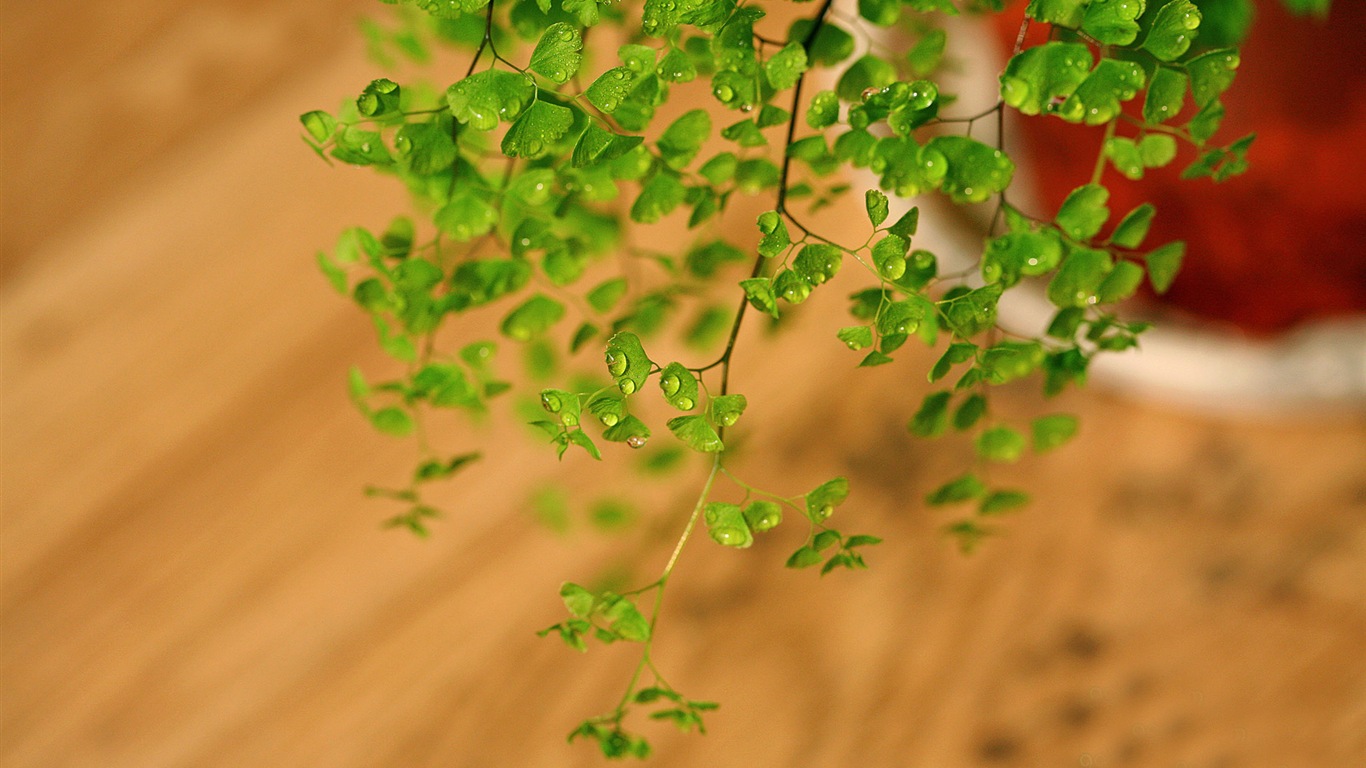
[712,0,836,410]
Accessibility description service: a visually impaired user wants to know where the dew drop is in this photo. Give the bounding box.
[1181,11,1200,29]
[619,379,637,395]
[626,435,648,449]
[861,86,881,101]
[677,397,695,410]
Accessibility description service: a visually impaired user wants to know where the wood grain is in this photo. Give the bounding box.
[3,3,1365,766]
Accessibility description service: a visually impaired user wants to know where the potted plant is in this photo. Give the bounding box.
[300,0,1350,758]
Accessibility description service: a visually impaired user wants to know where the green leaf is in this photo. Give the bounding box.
[699,152,738,184]
[1000,42,1092,117]
[1144,241,1185,293]
[1032,414,1079,452]
[926,473,986,506]
[529,22,583,83]
[979,341,1045,384]
[806,90,840,128]
[1047,247,1113,308]
[976,426,1026,463]
[888,206,919,240]
[630,172,686,223]
[859,0,900,25]
[836,55,897,102]
[434,189,498,241]
[560,582,595,617]
[501,100,574,159]
[658,109,711,169]
[710,394,747,427]
[756,211,790,258]
[1187,99,1226,143]
[666,415,724,453]
[980,490,1031,515]
[952,393,987,430]
[572,124,643,167]
[300,110,336,142]
[371,406,414,436]
[982,230,1064,285]
[1027,0,1087,26]
[602,594,651,641]
[500,294,565,340]
[586,277,628,313]
[805,477,849,523]
[356,78,401,117]
[792,244,843,285]
[658,362,699,411]
[865,189,889,227]
[1105,137,1146,180]
[447,70,537,130]
[743,500,782,532]
[1061,58,1146,125]
[739,277,779,318]
[1144,66,1187,125]
[837,325,874,351]
[721,119,766,147]
[871,234,908,280]
[703,502,753,548]
[568,429,602,460]
[909,391,951,438]
[604,331,652,396]
[1096,260,1145,303]
[906,28,946,76]
[657,47,696,83]
[1082,0,1146,45]
[586,67,636,113]
[785,546,822,569]
[1110,204,1155,249]
[930,342,975,382]
[765,42,808,90]
[1056,184,1110,241]
[792,19,855,67]
[926,135,1014,204]
[1186,48,1240,108]
[1142,0,1201,62]
[1140,134,1178,169]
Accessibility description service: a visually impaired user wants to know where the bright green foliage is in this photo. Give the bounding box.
[1082,0,1147,45]
[806,90,840,128]
[1001,42,1092,117]
[865,189,889,227]
[605,332,652,396]
[1187,49,1241,108]
[666,415,723,452]
[1143,0,1202,62]
[1048,248,1114,307]
[570,124,644,167]
[710,394,747,427]
[447,70,536,130]
[658,363,699,411]
[703,502,753,548]
[1110,203,1156,248]
[501,100,574,159]
[1063,59,1145,125]
[529,23,582,83]
[1144,67,1187,125]
[926,136,1014,203]
[310,0,1274,754]
[836,55,897,102]
[805,477,849,523]
[1056,184,1110,241]
[658,110,711,169]
[765,42,808,90]
[1145,241,1185,293]
[1032,414,1079,452]
[501,294,565,340]
[976,426,1026,463]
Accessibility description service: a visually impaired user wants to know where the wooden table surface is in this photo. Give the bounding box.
[3,2,1365,766]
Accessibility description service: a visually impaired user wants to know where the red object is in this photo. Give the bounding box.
[996,0,1366,336]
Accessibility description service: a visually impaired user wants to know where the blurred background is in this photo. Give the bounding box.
[2,1,1364,766]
